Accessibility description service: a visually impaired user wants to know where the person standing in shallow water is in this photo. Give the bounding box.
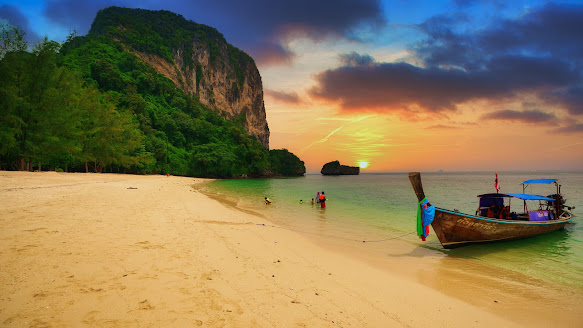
[316,191,320,203]
[319,191,326,209]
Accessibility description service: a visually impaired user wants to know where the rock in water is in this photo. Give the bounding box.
[320,161,359,175]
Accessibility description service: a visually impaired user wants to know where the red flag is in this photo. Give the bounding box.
[495,172,500,193]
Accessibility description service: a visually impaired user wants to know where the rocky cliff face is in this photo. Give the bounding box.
[91,7,270,148]
[129,44,270,148]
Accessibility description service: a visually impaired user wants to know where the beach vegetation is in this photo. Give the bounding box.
[0,12,305,177]
[269,149,306,176]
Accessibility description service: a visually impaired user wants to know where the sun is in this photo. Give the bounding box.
[359,161,368,169]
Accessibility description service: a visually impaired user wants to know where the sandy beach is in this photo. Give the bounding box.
[1,171,581,327]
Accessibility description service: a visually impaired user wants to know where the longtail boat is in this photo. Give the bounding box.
[408,172,574,248]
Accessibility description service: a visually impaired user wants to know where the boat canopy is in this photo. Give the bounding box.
[521,178,557,184]
[477,193,555,201]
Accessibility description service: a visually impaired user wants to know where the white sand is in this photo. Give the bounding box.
[0,171,581,327]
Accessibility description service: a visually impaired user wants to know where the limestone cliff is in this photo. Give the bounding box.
[89,7,270,148]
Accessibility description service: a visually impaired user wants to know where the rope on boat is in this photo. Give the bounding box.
[255,223,415,244]
[360,231,416,243]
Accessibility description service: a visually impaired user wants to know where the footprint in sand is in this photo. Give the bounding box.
[134,241,165,249]
[139,299,154,310]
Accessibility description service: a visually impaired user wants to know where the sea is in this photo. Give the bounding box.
[201,171,583,291]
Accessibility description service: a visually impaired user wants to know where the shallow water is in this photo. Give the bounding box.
[204,171,583,290]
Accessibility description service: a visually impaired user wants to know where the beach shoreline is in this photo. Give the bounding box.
[1,171,581,327]
[200,180,583,326]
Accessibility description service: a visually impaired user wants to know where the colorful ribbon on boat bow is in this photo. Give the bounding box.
[417,197,435,241]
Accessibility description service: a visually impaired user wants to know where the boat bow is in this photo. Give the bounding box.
[408,172,572,248]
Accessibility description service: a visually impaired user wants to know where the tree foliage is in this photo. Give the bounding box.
[0,30,144,172]
[269,149,306,176]
[0,10,303,177]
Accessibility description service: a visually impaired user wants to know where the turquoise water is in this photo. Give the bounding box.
[204,172,583,289]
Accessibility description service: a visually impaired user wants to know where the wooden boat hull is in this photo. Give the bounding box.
[431,208,571,248]
[408,172,573,248]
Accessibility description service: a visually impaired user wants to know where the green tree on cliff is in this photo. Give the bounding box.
[0,9,304,178]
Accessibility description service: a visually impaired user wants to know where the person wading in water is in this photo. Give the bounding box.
[319,191,326,209]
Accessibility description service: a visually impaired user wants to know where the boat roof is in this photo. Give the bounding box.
[521,178,557,184]
[477,193,555,201]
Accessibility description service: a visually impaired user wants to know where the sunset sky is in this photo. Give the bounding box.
[2,0,582,172]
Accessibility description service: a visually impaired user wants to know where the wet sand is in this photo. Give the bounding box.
[0,171,580,327]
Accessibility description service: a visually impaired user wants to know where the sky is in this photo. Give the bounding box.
[1,0,582,172]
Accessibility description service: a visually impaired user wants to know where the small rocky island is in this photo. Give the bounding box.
[320,161,360,175]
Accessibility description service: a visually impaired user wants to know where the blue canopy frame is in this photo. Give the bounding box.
[477,192,556,219]
[521,179,557,184]
[477,193,555,201]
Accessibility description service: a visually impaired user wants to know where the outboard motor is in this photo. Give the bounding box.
[547,194,566,217]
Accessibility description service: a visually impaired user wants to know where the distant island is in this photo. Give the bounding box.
[321,161,360,175]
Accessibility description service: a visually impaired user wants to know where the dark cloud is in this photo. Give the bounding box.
[43,0,386,66]
[552,123,583,134]
[247,43,295,67]
[310,59,467,112]
[479,3,583,64]
[310,3,583,116]
[265,89,301,104]
[0,4,41,44]
[191,0,386,42]
[545,86,583,115]
[340,52,375,67]
[416,3,583,70]
[414,12,480,70]
[309,53,578,112]
[482,110,558,124]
